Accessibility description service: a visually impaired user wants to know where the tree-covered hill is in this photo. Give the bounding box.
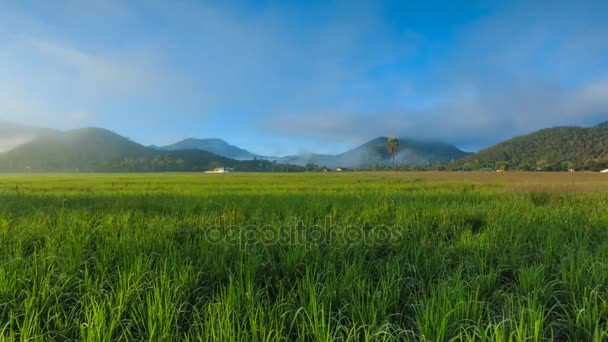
[461,124,608,171]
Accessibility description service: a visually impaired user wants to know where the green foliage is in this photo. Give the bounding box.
[1,173,608,340]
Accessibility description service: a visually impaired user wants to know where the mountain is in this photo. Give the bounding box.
[0,127,154,171]
[156,138,257,159]
[462,123,608,170]
[0,121,57,152]
[273,137,470,168]
[336,137,470,167]
[0,127,301,172]
[596,121,608,129]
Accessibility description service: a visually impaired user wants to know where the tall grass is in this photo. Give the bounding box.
[0,172,607,340]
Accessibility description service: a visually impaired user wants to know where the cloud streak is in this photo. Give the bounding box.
[26,37,154,96]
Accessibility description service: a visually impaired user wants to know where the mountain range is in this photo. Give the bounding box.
[0,127,295,172]
[0,120,607,172]
[150,136,470,168]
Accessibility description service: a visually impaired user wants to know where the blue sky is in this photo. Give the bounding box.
[1,0,607,155]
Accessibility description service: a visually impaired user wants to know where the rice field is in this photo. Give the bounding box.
[1,172,608,341]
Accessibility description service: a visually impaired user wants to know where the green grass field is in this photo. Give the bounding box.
[1,172,608,341]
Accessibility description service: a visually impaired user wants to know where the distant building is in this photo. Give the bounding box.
[601,169,608,173]
[335,167,349,172]
[205,167,233,173]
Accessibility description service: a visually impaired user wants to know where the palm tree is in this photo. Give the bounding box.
[387,137,400,169]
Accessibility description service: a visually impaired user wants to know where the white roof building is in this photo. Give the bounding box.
[205,167,232,173]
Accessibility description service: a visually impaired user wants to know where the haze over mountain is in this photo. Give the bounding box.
[0,127,297,172]
[0,122,470,171]
[273,137,470,168]
[2,119,608,172]
[1,127,154,171]
[0,121,57,152]
[155,138,258,160]
[150,134,469,168]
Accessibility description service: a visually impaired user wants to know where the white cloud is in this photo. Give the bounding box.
[25,36,155,96]
[0,3,164,127]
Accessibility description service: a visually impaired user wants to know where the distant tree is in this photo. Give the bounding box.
[495,161,509,171]
[387,137,400,169]
[536,159,549,171]
[517,160,534,171]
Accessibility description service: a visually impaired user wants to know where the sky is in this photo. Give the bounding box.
[1,0,607,155]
